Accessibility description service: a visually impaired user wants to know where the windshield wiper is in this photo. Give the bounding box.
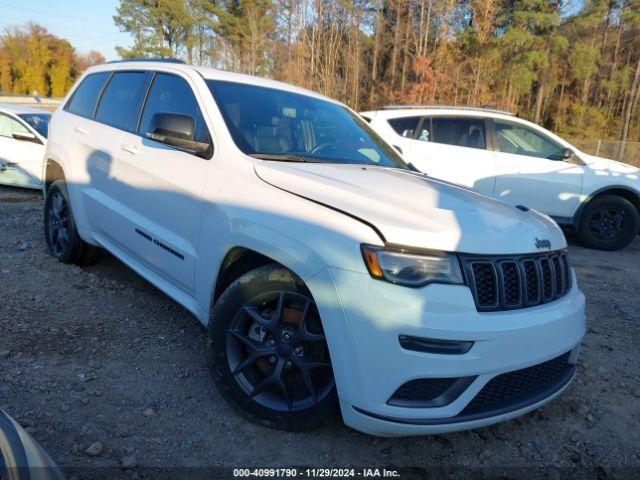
[249,153,323,163]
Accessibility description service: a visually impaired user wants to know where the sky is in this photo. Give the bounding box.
[0,0,133,61]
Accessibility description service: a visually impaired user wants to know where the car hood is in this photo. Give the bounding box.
[254,162,566,255]
[581,153,640,179]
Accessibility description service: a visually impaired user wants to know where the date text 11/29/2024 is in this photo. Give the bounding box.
[233,468,400,478]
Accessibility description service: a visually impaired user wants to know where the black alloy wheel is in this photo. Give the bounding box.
[587,207,625,240]
[227,291,334,412]
[209,265,338,430]
[577,194,639,251]
[46,188,70,258]
[44,180,100,265]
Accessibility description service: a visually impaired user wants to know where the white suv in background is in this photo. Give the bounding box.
[43,60,585,436]
[362,106,640,251]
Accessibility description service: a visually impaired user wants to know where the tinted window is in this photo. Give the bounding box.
[495,120,563,159]
[416,118,432,142]
[18,113,50,138]
[388,116,421,138]
[208,80,406,168]
[0,113,29,138]
[65,72,109,117]
[431,117,486,149]
[139,73,209,143]
[95,72,146,130]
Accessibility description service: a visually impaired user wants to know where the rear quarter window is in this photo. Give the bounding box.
[388,116,421,138]
[65,72,110,118]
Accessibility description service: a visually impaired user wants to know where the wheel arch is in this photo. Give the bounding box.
[573,185,640,226]
[43,158,66,194]
[212,247,284,305]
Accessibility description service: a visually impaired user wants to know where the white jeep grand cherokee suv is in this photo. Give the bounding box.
[362,106,640,251]
[43,60,585,436]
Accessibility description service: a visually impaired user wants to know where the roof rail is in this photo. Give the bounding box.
[107,58,186,64]
[380,104,516,116]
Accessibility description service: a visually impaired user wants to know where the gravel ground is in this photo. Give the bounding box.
[1,185,639,479]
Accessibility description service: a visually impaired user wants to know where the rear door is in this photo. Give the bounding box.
[405,115,497,193]
[491,119,584,217]
[64,71,148,241]
[112,71,212,294]
[0,112,44,188]
[61,71,118,231]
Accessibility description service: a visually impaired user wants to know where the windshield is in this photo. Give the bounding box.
[18,113,50,139]
[207,80,407,168]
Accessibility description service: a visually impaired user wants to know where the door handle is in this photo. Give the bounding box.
[74,126,87,135]
[121,144,139,155]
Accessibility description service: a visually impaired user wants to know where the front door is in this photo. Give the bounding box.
[112,71,212,294]
[491,119,584,218]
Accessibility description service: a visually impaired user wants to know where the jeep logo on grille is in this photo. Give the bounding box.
[535,238,551,250]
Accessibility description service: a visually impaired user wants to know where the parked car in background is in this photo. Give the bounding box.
[42,60,584,436]
[0,409,63,480]
[0,103,50,189]
[362,106,640,251]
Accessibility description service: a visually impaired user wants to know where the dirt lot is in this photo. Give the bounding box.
[1,185,639,479]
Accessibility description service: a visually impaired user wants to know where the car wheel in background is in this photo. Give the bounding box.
[44,180,100,265]
[209,264,338,430]
[577,194,640,250]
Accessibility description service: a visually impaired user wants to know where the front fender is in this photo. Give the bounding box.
[194,182,382,317]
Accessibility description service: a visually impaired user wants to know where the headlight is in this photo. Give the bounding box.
[361,244,464,287]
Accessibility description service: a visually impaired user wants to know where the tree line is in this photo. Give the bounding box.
[113,0,640,144]
[1,1,638,145]
[0,23,105,98]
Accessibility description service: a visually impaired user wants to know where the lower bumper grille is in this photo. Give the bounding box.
[353,351,576,426]
[461,352,572,416]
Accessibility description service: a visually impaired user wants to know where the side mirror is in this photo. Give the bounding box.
[146,112,210,155]
[559,147,586,165]
[561,147,574,160]
[12,131,39,143]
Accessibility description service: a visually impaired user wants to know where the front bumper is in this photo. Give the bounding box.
[306,267,586,436]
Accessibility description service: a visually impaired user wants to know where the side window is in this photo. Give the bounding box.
[65,72,110,118]
[416,117,431,142]
[431,117,487,150]
[0,113,29,138]
[388,116,421,138]
[139,73,209,144]
[494,120,563,159]
[95,72,146,130]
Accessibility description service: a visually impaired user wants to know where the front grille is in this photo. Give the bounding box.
[462,251,572,312]
[471,262,498,306]
[461,352,572,416]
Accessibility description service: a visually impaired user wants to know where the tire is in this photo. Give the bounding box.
[209,264,339,431]
[44,180,100,265]
[576,194,640,251]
